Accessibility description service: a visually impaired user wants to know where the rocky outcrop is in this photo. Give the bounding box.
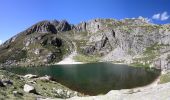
[52,88,78,98]
[24,20,73,35]
[75,19,106,33]
[75,20,170,70]
[56,20,73,32]
[25,21,57,35]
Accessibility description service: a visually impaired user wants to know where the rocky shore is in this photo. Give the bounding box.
[0,69,82,100]
[1,67,170,100]
[39,78,170,100]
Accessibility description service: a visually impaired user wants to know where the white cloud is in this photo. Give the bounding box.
[0,40,2,45]
[161,12,169,21]
[152,11,169,21]
[152,13,160,20]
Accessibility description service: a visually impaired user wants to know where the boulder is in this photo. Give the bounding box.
[23,84,36,93]
[39,75,52,82]
[2,79,13,85]
[27,80,37,84]
[24,74,38,79]
[13,91,23,96]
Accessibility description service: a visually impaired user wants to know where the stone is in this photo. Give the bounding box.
[2,79,13,85]
[13,91,18,94]
[27,80,37,84]
[23,84,36,93]
[24,74,38,79]
[39,75,52,81]
[34,49,40,55]
[13,91,23,96]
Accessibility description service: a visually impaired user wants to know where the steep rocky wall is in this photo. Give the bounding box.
[74,18,170,70]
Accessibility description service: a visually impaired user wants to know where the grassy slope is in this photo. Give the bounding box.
[0,69,81,99]
[0,32,71,66]
[160,72,170,84]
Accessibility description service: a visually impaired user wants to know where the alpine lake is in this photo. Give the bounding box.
[6,62,161,95]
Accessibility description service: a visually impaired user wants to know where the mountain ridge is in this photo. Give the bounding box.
[0,18,170,70]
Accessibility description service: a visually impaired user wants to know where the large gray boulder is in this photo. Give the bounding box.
[23,84,36,93]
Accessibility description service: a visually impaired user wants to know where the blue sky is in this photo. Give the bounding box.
[0,0,170,43]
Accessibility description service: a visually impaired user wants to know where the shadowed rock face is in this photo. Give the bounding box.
[25,21,57,35]
[56,20,73,32]
[0,18,170,70]
[25,20,73,35]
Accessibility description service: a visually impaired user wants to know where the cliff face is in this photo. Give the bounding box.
[74,18,170,70]
[0,18,170,70]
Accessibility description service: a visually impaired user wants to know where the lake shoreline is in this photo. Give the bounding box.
[38,74,166,100]
[7,63,160,96]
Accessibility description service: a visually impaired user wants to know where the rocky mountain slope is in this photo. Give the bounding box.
[0,18,170,70]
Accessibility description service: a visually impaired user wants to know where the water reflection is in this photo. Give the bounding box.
[6,62,161,95]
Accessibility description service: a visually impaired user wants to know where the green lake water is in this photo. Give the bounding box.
[6,62,161,95]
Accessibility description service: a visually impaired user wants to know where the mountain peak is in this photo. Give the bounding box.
[25,20,57,35]
[24,20,72,35]
[55,20,72,32]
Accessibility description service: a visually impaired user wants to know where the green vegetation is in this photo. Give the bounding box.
[111,60,125,64]
[131,43,161,67]
[131,43,170,68]
[0,49,27,63]
[143,43,161,55]
[0,32,73,66]
[130,62,150,68]
[160,72,170,84]
[73,54,100,62]
[0,69,80,99]
[74,40,88,53]
[127,49,133,55]
[0,70,36,100]
[122,26,134,33]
